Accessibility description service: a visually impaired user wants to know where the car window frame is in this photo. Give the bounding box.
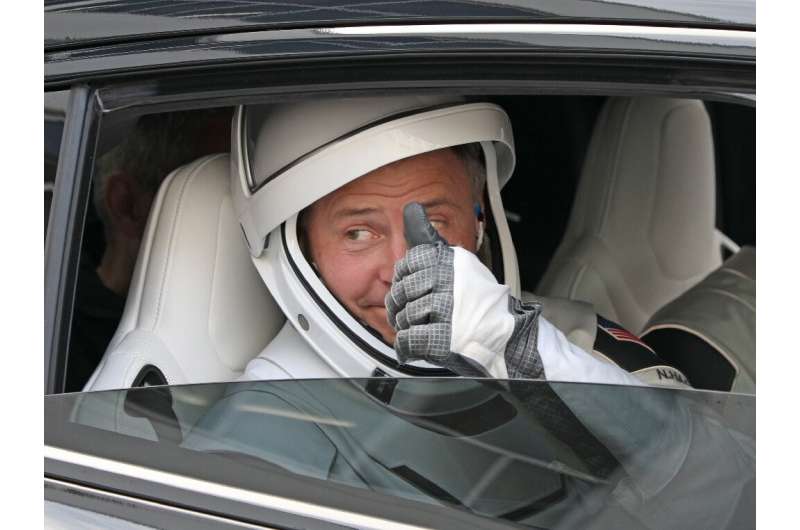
[44,86,100,394]
[43,44,755,396]
[45,90,70,242]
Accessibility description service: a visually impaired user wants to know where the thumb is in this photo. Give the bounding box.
[403,202,449,248]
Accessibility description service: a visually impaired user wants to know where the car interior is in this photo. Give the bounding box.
[62,94,755,398]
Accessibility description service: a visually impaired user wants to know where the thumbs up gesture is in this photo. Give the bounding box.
[385,202,545,379]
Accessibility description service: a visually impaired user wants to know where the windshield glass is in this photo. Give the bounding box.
[46,379,754,529]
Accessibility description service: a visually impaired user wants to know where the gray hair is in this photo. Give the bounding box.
[452,143,486,201]
[452,143,492,262]
[93,111,225,227]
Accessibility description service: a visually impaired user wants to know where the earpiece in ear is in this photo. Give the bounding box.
[474,203,485,249]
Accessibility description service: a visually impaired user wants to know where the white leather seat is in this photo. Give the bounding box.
[536,97,722,333]
[84,153,284,392]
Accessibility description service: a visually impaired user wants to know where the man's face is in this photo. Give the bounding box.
[304,148,481,343]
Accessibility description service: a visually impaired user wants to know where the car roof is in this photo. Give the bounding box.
[45,0,755,51]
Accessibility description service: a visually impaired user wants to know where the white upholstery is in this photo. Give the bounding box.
[536,97,722,333]
[84,154,284,391]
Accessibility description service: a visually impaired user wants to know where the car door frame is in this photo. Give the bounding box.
[43,24,755,395]
[44,86,102,394]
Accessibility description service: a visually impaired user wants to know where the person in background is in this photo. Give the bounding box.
[66,109,231,391]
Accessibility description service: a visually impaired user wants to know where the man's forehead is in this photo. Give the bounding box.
[330,198,461,221]
[315,148,472,212]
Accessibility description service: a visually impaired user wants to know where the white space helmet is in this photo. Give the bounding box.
[231,95,518,377]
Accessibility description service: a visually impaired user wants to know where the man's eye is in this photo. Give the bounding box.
[345,229,374,241]
[430,219,446,230]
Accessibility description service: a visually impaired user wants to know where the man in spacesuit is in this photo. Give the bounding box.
[205,95,754,528]
[230,95,688,386]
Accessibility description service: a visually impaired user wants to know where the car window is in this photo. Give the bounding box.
[44,91,69,243]
[61,95,756,394]
[706,101,756,248]
[46,379,755,529]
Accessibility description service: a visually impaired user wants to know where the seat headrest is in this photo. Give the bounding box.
[568,97,718,279]
[86,154,284,390]
[538,97,722,332]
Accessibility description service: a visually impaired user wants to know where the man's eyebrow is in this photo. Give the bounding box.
[419,198,460,211]
[332,199,459,219]
[332,206,380,219]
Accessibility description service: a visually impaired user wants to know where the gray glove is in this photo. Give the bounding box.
[385,202,546,379]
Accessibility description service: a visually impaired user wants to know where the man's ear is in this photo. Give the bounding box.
[474,198,486,249]
[476,220,485,250]
[105,172,148,239]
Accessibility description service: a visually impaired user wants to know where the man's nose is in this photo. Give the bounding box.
[378,236,407,284]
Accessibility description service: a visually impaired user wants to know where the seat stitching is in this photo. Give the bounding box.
[153,154,225,328]
[207,195,229,369]
[125,168,175,336]
[144,170,192,330]
[151,163,196,328]
[598,98,634,235]
[572,241,650,331]
[568,264,588,300]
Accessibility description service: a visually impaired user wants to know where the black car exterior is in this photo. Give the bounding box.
[45,1,755,528]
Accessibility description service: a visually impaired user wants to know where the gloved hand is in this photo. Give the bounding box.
[385,202,546,379]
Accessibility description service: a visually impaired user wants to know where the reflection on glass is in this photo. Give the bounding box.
[47,379,755,529]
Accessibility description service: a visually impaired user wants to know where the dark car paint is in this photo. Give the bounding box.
[45,25,755,87]
[45,87,99,395]
[45,0,756,52]
[43,5,758,529]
